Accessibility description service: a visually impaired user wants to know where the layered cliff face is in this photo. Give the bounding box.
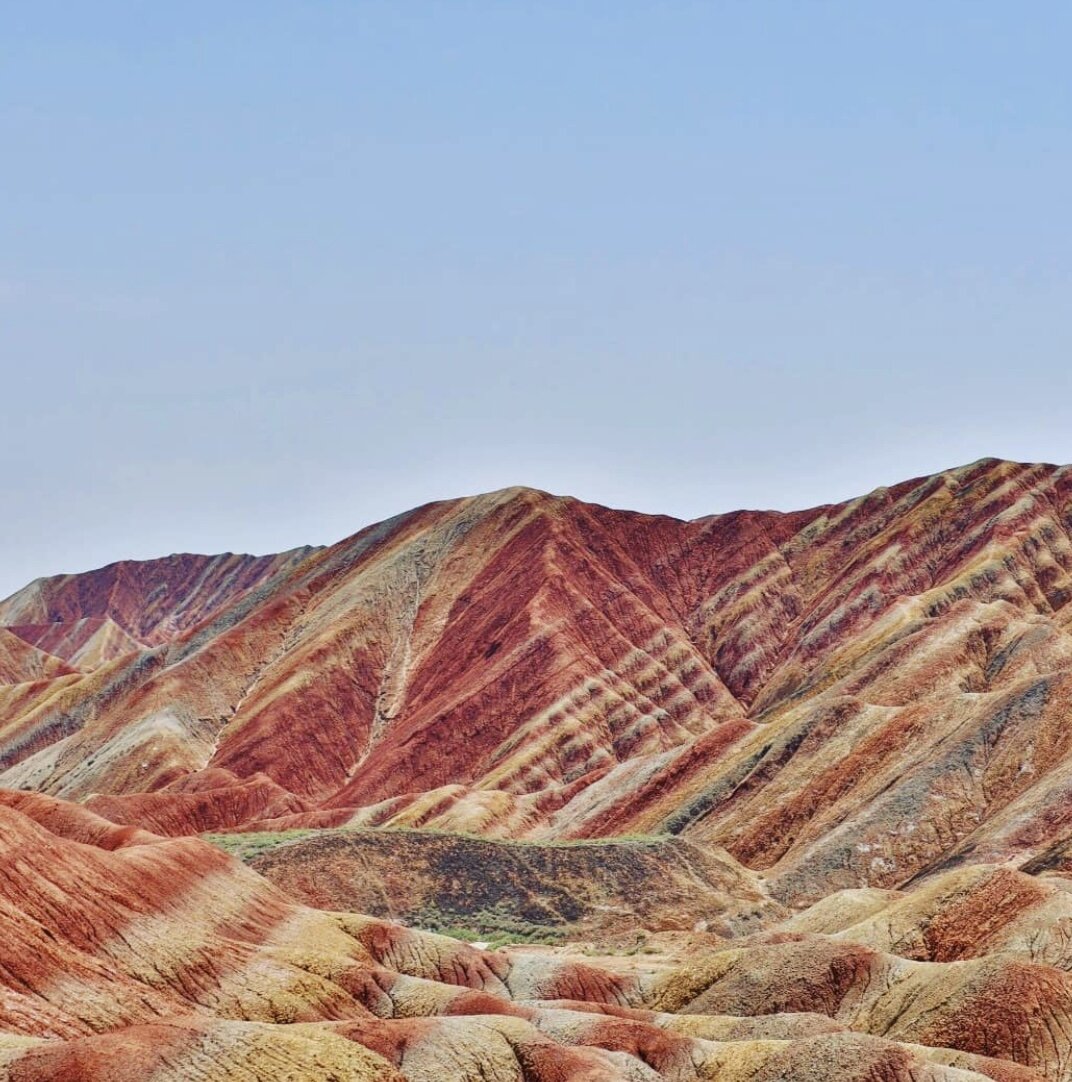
[4,457,1072,1079]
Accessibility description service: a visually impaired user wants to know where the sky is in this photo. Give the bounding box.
[1,2,1070,598]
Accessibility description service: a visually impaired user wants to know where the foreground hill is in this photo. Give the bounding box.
[214,828,781,942]
[1,458,1072,906]
[0,789,1059,1081]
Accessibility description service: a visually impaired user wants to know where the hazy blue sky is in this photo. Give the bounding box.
[2,2,1070,597]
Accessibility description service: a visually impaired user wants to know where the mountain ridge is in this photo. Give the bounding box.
[0,456,1069,905]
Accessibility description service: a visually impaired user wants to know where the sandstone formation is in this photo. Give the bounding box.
[0,549,317,648]
[3,457,1072,1079]
[0,460,1067,875]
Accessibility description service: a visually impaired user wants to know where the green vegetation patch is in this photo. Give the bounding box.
[202,829,316,861]
[203,825,666,863]
[410,901,567,949]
